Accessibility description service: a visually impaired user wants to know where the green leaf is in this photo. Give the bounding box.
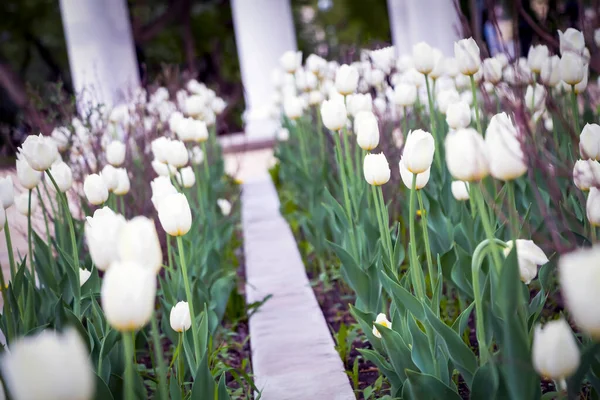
[93,373,115,400]
[378,324,417,382]
[378,268,424,320]
[190,349,215,400]
[408,316,435,376]
[402,369,461,400]
[169,376,182,400]
[470,363,499,400]
[359,349,403,392]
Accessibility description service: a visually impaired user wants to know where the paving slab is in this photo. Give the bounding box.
[242,178,355,400]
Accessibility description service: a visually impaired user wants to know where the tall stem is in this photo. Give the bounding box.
[473,183,503,274]
[36,187,55,270]
[334,133,359,259]
[417,190,435,295]
[176,236,201,366]
[371,186,391,268]
[177,332,184,387]
[424,74,441,170]
[4,219,15,278]
[571,88,580,135]
[150,313,168,400]
[377,187,394,267]
[409,175,426,300]
[123,331,136,400]
[27,189,34,283]
[506,181,520,240]
[470,75,483,135]
[200,141,211,202]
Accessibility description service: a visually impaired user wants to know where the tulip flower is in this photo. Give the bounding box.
[83,174,109,205]
[392,128,404,149]
[527,44,549,74]
[113,168,130,196]
[446,101,471,129]
[16,153,42,190]
[306,53,326,75]
[363,153,391,186]
[451,181,470,201]
[573,159,600,191]
[284,96,303,120]
[525,84,546,111]
[308,90,324,105]
[189,146,204,165]
[436,89,460,114]
[79,268,92,286]
[157,193,192,237]
[503,239,548,284]
[280,50,302,73]
[46,162,73,192]
[101,261,156,331]
[151,176,178,210]
[412,42,435,75]
[560,53,586,85]
[558,28,585,56]
[106,141,126,166]
[151,137,171,163]
[482,58,503,84]
[151,160,176,177]
[454,38,481,75]
[101,165,119,192]
[176,166,196,188]
[346,93,372,116]
[402,130,435,173]
[335,64,359,95]
[445,128,489,181]
[176,118,209,143]
[184,95,206,117]
[0,176,14,209]
[573,66,589,94]
[170,301,192,332]
[118,216,163,273]
[165,140,189,168]
[85,207,126,270]
[372,313,391,338]
[217,198,232,216]
[580,123,600,160]
[392,83,418,107]
[532,319,580,387]
[20,134,59,171]
[559,246,600,338]
[354,111,380,151]
[429,50,446,79]
[0,328,95,400]
[0,208,5,232]
[211,97,226,115]
[399,158,430,190]
[169,111,184,132]
[51,126,70,152]
[485,112,527,181]
[540,55,560,87]
[15,192,37,216]
[321,98,347,131]
[586,187,600,226]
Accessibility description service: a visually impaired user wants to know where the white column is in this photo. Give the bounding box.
[387,0,461,56]
[231,0,297,140]
[59,0,140,112]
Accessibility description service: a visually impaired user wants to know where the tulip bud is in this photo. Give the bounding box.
[0,208,5,231]
[101,261,156,331]
[284,96,303,120]
[157,193,192,237]
[169,111,184,132]
[0,176,14,209]
[101,164,119,192]
[113,168,130,196]
[573,65,589,94]
[152,160,176,177]
[306,53,326,75]
[482,58,503,84]
[321,98,347,131]
[151,176,178,210]
[51,126,70,152]
[451,181,470,201]
[176,166,196,188]
[399,158,430,189]
[85,207,126,270]
[217,198,232,216]
[0,328,95,400]
[454,38,481,75]
[151,137,170,163]
[47,162,73,192]
[78,268,92,286]
[445,128,488,181]
[579,123,600,160]
[573,159,600,191]
[118,216,163,273]
[170,301,192,332]
[20,134,59,171]
[437,89,460,115]
[429,50,446,80]
[373,97,386,115]
[503,239,548,284]
[165,140,189,168]
[15,191,37,216]
[354,111,380,151]
[525,84,546,111]
[280,50,302,73]
[363,153,391,186]
[540,55,560,87]
[402,129,435,173]
[106,141,126,166]
[485,112,527,181]
[560,53,586,85]
[189,146,204,165]
[412,42,435,75]
[532,319,580,384]
[211,97,226,115]
[346,93,372,116]
[392,128,404,149]
[83,174,109,205]
[586,187,600,226]
[16,153,42,190]
[527,45,549,73]
[176,118,209,143]
[335,64,359,95]
[446,101,471,130]
[392,83,418,107]
[558,28,585,56]
[372,313,391,338]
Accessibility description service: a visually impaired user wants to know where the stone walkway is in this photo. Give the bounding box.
[242,178,354,400]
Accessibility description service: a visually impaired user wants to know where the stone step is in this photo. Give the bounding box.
[242,179,355,400]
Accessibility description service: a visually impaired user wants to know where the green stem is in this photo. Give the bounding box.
[4,219,15,278]
[506,181,520,241]
[377,187,394,267]
[417,190,435,295]
[123,331,136,400]
[372,186,391,268]
[27,189,34,284]
[36,187,55,272]
[409,175,426,300]
[177,332,184,388]
[571,88,580,135]
[166,234,174,280]
[334,133,359,259]
[46,170,81,318]
[97,325,110,378]
[473,183,503,274]
[176,236,201,367]
[470,75,483,135]
[341,128,356,194]
[150,313,168,400]
[316,108,326,163]
[424,74,442,170]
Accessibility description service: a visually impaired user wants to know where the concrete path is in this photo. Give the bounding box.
[242,178,355,400]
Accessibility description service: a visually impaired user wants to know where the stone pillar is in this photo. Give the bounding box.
[387,0,461,56]
[59,0,140,111]
[231,0,297,140]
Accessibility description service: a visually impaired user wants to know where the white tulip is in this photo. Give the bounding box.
[482,58,503,84]
[158,193,192,237]
[446,101,471,129]
[454,38,481,75]
[363,153,391,186]
[437,89,460,114]
[284,96,303,120]
[532,319,580,383]
[399,158,430,189]
[346,93,372,116]
[151,137,171,164]
[392,83,418,107]
[429,50,446,79]
[106,141,126,166]
[527,44,549,73]
[373,97,386,115]
[113,168,130,196]
[354,111,380,151]
[574,65,589,94]
[83,174,109,205]
[503,239,548,284]
[580,123,600,160]
[0,207,5,231]
[79,268,91,286]
[280,50,302,73]
[51,127,70,152]
[392,128,404,149]
[101,261,156,331]
[151,176,178,210]
[15,192,37,216]
[445,128,489,181]
[485,112,527,181]
[321,98,347,131]
[525,84,546,111]
[176,166,196,188]
[211,97,226,115]
[118,216,163,273]
[308,90,324,105]
[184,95,206,117]
[451,181,470,201]
[558,28,585,56]
[573,159,600,191]
[540,55,561,87]
[46,162,73,192]
[16,153,42,190]
[586,187,600,226]
[560,52,586,85]
[189,146,204,165]
[402,129,435,173]
[176,118,209,143]
[152,160,176,177]
[372,313,391,338]
[559,246,600,338]
[85,207,126,270]
[335,64,359,95]
[412,42,435,75]
[366,68,385,87]
[100,164,119,193]
[165,140,189,168]
[169,111,184,132]
[20,134,59,171]
[217,198,232,216]
[170,301,192,332]
[0,328,95,400]
[0,176,14,209]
